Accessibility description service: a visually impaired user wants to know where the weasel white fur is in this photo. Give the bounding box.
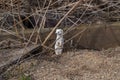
[55,29,64,55]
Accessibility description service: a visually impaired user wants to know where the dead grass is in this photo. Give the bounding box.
[2,47,119,80]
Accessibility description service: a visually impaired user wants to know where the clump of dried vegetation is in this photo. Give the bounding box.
[0,0,120,80]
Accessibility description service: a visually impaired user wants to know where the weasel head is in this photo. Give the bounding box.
[55,29,63,35]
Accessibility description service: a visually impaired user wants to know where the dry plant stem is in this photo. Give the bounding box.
[49,0,61,7]
[63,0,93,43]
[17,4,26,41]
[12,14,34,28]
[35,17,45,44]
[36,0,51,44]
[43,0,47,8]
[31,12,41,44]
[25,11,45,45]
[42,45,55,51]
[11,0,19,37]
[0,29,21,38]
[67,17,78,26]
[35,35,42,44]
[17,8,27,46]
[25,27,37,47]
[18,14,26,44]
[0,28,35,44]
[13,16,19,37]
[43,1,79,11]
[42,0,82,45]
[64,27,88,44]
[76,25,91,43]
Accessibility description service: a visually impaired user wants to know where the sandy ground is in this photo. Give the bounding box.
[2,46,119,80]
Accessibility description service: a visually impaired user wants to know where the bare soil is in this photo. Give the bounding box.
[0,46,120,80]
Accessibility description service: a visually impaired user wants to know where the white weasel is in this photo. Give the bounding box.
[55,29,64,55]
